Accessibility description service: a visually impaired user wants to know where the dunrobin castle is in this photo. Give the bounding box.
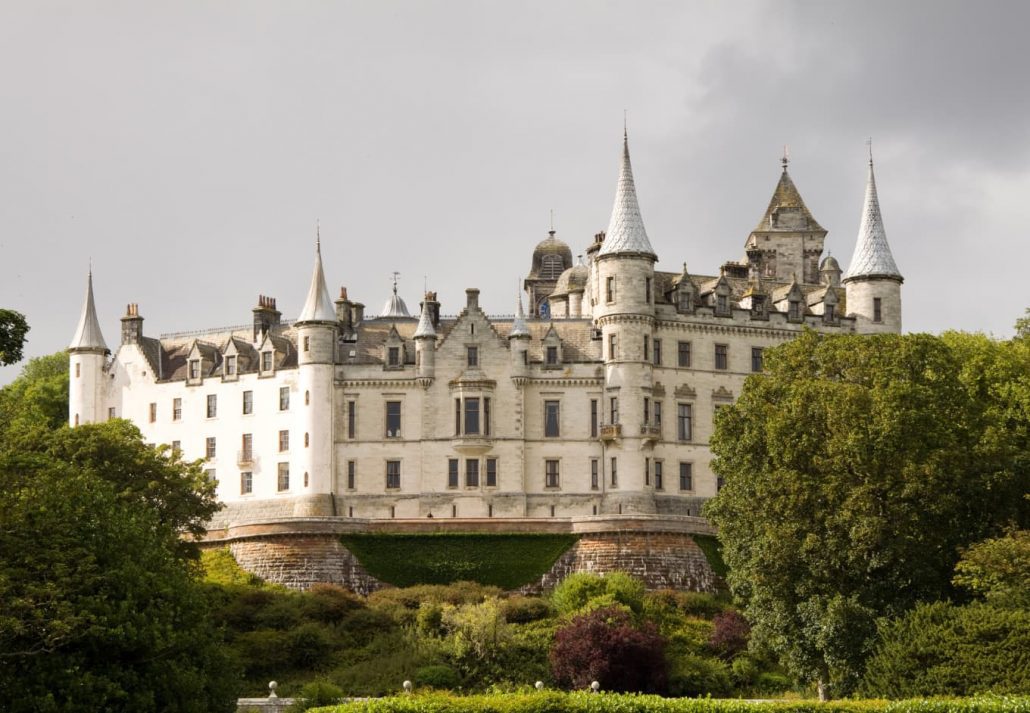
[67,132,903,591]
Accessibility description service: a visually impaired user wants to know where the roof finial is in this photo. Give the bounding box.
[782,144,790,171]
[867,137,874,165]
[391,271,400,295]
[316,219,321,250]
[550,208,554,232]
[623,109,628,141]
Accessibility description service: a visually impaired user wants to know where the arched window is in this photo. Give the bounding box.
[540,254,564,280]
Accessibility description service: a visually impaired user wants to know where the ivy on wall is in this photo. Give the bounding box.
[691,534,729,578]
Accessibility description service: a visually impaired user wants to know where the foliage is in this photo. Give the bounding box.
[340,534,577,589]
[202,547,264,587]
[952,530,1030,607]
[708,610,751,659]
[0,351,68,445]
[692,534,729,579]
[500,595,552,623]
[414,664,462,690]
[862,601,1030,698]
[551,572,646,617]
[0,308,29,365]
[706,331,1029,698]
[1016,308,1030,339]
[550,606,668,693]
[667,654,732,697]
[288,680,345,712]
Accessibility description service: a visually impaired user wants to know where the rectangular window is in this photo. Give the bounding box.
[388,346,401,367]
[226,355,237,375]
[241,471,253,495]
[466,459,480,487]
[279,387,290,411]
[262,351,273,371]
[654,401,662,430]
[645,277,652,303]
[172,397,182,421]
[608,333,617,360]
[655,461,664,490]
[454,398,461,435]
[645,457,650,485]
[715,344,728,370]
[590,399,598,438]
[277,462,289,491]
[546,345,558,365]
[610,396,619,425]
[171,440,181,453]
[385,401,402,438]
[484,398,491,436]
[789,301,800,320]
[643,335,650,362]
[386,460,401,489]
[205,436,216,459]
[205,468,216,483]
[751,347,764,373]
[347,401,356,438]
[347,460,356,489]
[653,338,662,366]
[591,459,599,490]
[75,363,80,378]
[717,294,728,313]
[206,394,217,418]
[610,457,618,487]
[278,430,289,452]
[544,400,560,437]
[242,390,253,415]
[464,397,480,435]
[873,297,882,322]
[466,345,478,367]
[241,433,253,461]
[643,396,650,424]
[678,341,692,367]
[486,458,497,487]
[303,336,310,352]
[189,359,200,379]
[677,403,693,441]
[679,462,693,491]
[545,459,560,488]
[149,402,157,423]
[605,276,615,302]
[448,458,459,488]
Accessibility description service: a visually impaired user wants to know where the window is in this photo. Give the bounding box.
[591,459,599,490]
[717,476,725,491]
[677,341,691,367]
[277,463,289,491]
[590,399,598,438]
[825,304,836,321]
[466,459,479,487]
[466,346,478,367]
[677,403,693,441]
[107,407,116,420]
[643,336,650,362]
[610,457,618,487]
[655,461,664,490]
[304,472,309,488]
[873,297,882,323]
[717,294,728,313]
[279,387,290,410]
[148,402,157,423]
[262,351,273,371]
[226,355,237,375]
[645,277,652,303]
[347,460,356,489]
[388,346,401,367]
[679,289,693,312]
[205,436,216,459]
[172,397,182,421]
[715,344,728,370]
[643,397,650,424]
[654,401,663,430]
[385,401,402,438]
[206,394,217,418]
[205,468,216,483]
[679,462,693,491]
[188,359,200,379]
[608,333,617,360]
[242,390,253,414]
[645,457,650,485]
[546,345,558,365]
[386,460,401,489]
[605,276,615,302]
[347,401,356,438]
[610,396,619,424]
[544,400,560,437]
[303,336,310,352]
[278,430,289,452]
[454,398,461,435]
[751,347,764,373]
[75,363,80,377]
[241,433,253,461]
[448,458,459,488]
[241,471,253,495]
[545,459,560,488]
[789,301,801,320]
[171,440,181,453]
[653,339,662,366]
[486,458,497,487]
[484,398,491,436]
[304,432,309,447]
[305,390,310,405]
[464,397,480,435]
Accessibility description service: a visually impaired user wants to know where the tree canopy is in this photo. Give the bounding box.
[0,308,29,366]
[705,330,1029,698]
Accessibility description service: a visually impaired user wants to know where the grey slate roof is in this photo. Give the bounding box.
[412,298,436,339]
[297,242,338,323]
[597,132,656,257]
[69,271,108,351]
[510,293,530,337]
[843,160,903,282]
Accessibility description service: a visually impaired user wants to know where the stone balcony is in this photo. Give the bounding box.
[599,423,621,442]
[451,435,494,454]
[639,424,662,446]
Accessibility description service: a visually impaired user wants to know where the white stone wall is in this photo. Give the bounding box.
[845,278,902,334]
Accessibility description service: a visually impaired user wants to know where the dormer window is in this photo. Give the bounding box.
[261,352,273,372]
[188,359,200,380]
[717,295,728,314]
[546,346,558,365]
[824,304,836,323]
[388,346,401,367]
[789,301,801,321]
[678,288,693,313]
[751,295,767,320]
[225,355,237,376]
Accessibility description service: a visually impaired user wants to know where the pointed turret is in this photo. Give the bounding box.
[297,239,337,324]
[70,269,108,352]
[510,290,530,338]
[843,155,903,282]
[597,130,656,257]
[413,295,437,339]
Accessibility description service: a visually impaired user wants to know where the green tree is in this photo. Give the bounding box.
[0,308,29,365]
[953,530,1030,607]
[706,331,1028,699]
[0,351,69,445]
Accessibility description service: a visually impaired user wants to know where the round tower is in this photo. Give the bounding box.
[68,270,109,426]
[509,290,531,377]
[294,238,338,513]
[413,292,438,379]
[842,151,903,334]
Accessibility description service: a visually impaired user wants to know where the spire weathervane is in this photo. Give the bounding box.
[782,144,790,170]
[391,271,400,295]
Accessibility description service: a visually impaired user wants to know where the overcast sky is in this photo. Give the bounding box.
[2,0,1029,384]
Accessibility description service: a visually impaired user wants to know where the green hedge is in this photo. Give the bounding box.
[692,534,729,578]
[311,692,1030,713]
[339,534,578,589]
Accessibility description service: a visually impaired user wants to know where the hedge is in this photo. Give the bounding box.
[691,535,729,579]
[339,534,578,589]
[311,692,1030,713]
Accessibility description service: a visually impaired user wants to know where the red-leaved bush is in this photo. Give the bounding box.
[708,609,750,658]
[550,606,667,693]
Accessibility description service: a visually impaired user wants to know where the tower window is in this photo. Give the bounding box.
[541,254,564,280]
[645,277,652,303]
[545,459,560,488]
[610,457,618,487]
[643,397,650,425]
[608,333,618,360]
[643,336,650,362]
[653,339,662,366]
[590,399,598,438]
[605,276,615,302]
[610,396,619,425]
[241,471,252,495]
[654,401,662,430]
[303,336,310,352]
[149,402,157,423]
[347,400,356,438]
[347,460,356,489]
[591,459,599,490]
[655,461,664,490]
[75,363,80,378]
[277,462,289,491]
[873,297,882,323]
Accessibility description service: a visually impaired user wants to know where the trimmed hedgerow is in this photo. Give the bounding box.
[691,534,729,579]
[339,534,578,589]
[311,692,1030,713]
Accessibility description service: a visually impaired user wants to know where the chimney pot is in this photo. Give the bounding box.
[465,288,480,310]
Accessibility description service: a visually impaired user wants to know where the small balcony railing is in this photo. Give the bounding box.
[237,450,256,466]
[640,424,662,445]
[599,423,621,442]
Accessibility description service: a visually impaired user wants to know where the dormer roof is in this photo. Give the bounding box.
[70,270,108,352]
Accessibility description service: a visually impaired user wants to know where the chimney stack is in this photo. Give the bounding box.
[252,295,282,342]
[120,303,144,345]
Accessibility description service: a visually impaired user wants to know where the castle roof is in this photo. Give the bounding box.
[597,131,656,258]
[754,162,825,233]
[297,240,337,323]
[70,270,108,352]
[843,157,902,283]
[412,296,436,339]
[509,291,530,338]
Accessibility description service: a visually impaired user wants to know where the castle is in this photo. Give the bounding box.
[67,133,902,588]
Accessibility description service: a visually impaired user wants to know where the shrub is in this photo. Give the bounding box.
[303,584,364,624]
[500,595,552,623]
[551,572,645,617]
[667,653,732,697]
[666,617,715,655]
[550,606,667,694]
[202,547,263,587]
[288,622,338,670]
[414,664,461,690]
[416,602,445,636]
[708,609,750,658]
[677,591,728,618]
[234,629,293,676]
[288,680,344,712]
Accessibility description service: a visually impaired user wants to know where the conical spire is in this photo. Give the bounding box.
[597,129,656,257]
[413,294,436,339]
[843,152,902,282]
[510,288,530,338]
[70,269,108,352]
[754,156,824,232]
[297,237,337,323]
